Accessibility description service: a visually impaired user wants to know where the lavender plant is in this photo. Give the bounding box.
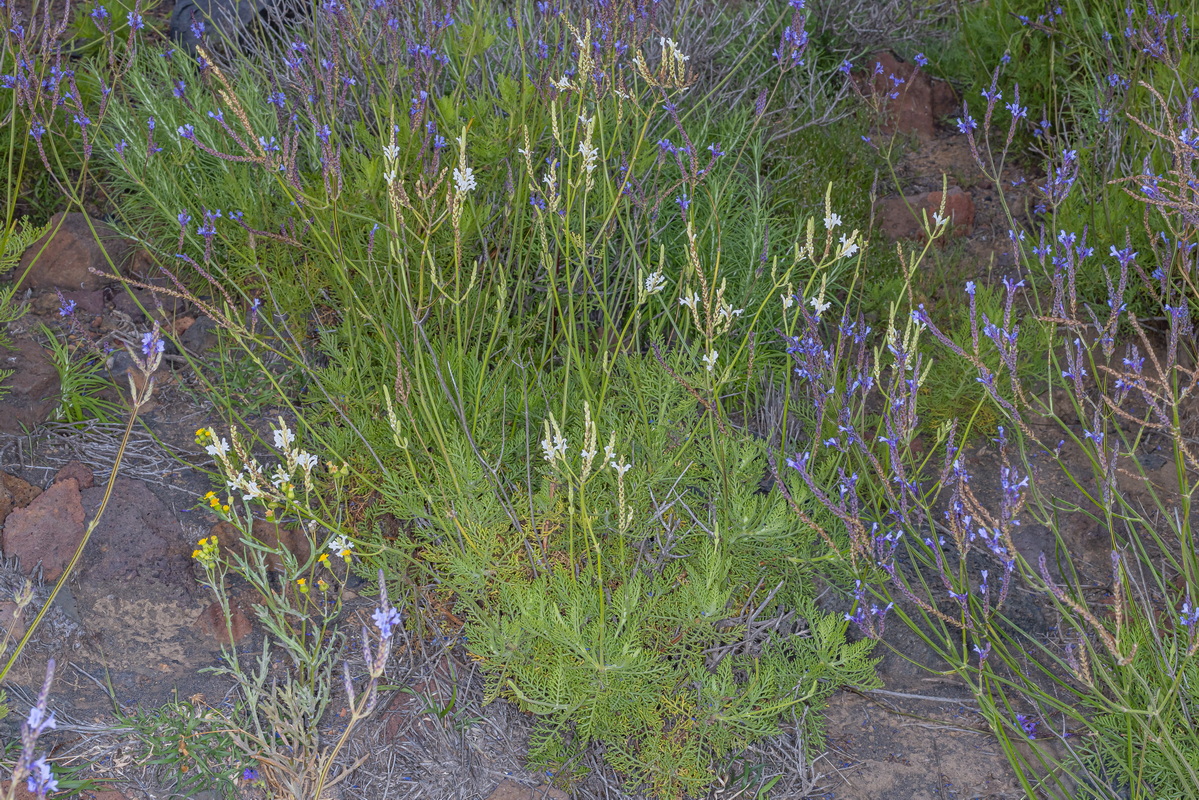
[1,0,145,213]
[782,36,1199,798]
[942,0,1198,316]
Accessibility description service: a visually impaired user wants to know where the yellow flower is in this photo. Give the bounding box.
[192,536,219,568]
[317,553,330,565]
[296,578,309,594]
[317,579,329,592]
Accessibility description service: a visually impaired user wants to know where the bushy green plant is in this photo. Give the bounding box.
[379,355,879,796]
[121,697,250,798]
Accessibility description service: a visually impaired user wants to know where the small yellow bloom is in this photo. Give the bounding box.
[265,508,274,519]
[317,553,330,565]
[193,536,219,568]
[317,578,329,592]
[296,578,309,594]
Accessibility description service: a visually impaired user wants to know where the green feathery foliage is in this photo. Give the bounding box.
[0,219,49,394]
[365,354,879,797]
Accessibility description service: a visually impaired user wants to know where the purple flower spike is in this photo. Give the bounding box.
[26,756,58,796]
[372,605,401,639]
[141,328,165,358]
[1016,713,1038,740]
[1180,602,1199,629]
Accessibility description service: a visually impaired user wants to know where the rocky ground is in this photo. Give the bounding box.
[1,47,1154,800]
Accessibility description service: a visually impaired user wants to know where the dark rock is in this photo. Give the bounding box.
[109,256,190,323]
[171,0,308,52]
[171,0,269,50]
[180,316,221,354]
[78,478,189,590]
[30,287,105,317]
[874,186,975,241]
[15,212,131,293]
[210,518,311,573]
[104,349,161,391]
[856,51,934,140]
[1,478,86,581]
[931,77,959,120]
[195,596,253,645]
[0,339,61,433]
[54,460,95,490]
[109,287,149,323]
[1,472,41,511]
